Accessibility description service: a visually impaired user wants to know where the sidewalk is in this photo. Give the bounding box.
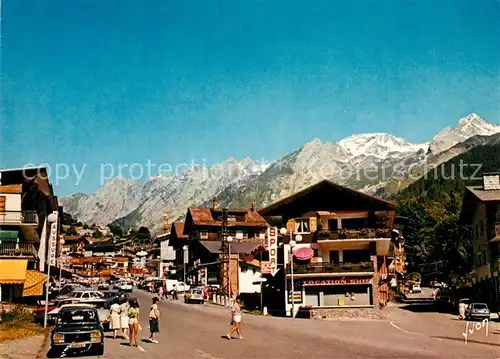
[0,333,47,359]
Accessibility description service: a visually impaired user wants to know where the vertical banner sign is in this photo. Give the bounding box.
[267,227,278,276]
[48,221,58,266]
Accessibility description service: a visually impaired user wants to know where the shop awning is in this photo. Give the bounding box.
[0,259,28,284]
[22,270,47,296]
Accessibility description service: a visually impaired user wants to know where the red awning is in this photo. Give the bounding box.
[293,247,314,260]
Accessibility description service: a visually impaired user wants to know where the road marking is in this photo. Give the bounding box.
[390,321,419,335]
[389,321,442,341]
[196,349,220,359]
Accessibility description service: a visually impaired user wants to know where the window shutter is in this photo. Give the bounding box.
[310,217,317,232]
[286,219,295,234]
[0,196,5,212]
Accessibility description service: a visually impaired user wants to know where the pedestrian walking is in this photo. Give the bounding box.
[226,296,244,340]
[120,297,130,339]
[109,299,121,339]
[158,286,164,300]
[148,297,160,343]
[458,301,466,320]
[128,299,141,347]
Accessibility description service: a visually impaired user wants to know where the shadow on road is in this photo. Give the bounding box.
[398,303,454,314]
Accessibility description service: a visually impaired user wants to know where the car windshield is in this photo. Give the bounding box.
[473,304,488,310]
[193,290,202,294]
[57,309,98,326]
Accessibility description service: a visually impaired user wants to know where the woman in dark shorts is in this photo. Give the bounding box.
[149,297,160,343]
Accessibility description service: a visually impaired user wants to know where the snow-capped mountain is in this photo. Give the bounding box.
[428,113,499,154]
[61,113,500,234]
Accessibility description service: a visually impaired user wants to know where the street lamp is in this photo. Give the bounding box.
[183,245,188,286]
[280,227,302,318]
[226,236,234,303]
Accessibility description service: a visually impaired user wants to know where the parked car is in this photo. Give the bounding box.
[35,298,78,324]
[202,285,219,298]
[466,303,490,321]
[98,281,110,290]
[70,290,105,302]
[48,300,109,326]
[184,288,204,304]
[174,282,190,293]
[50,306,104,356]
[118,281,133,292]
[412,284,422,293]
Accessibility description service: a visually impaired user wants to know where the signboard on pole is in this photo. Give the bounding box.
[267,227,279,276]
[48,218,58,267]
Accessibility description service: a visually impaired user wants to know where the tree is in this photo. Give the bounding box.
[83,223,89,230]
[62,213,74,226]
[65,226,78,236]
[92,230,103,239]
[108,223,123,237]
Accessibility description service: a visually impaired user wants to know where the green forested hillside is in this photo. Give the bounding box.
[394,142,500,284]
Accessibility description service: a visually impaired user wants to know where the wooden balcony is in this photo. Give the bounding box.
[0,211,38,225]
[316,228,392,241]
[0,243,38,258]
[286,261,374,274]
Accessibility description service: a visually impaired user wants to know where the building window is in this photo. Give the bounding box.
[243,231,248,240]
[235,231,244,240]
[199,230,208,239]
[258,231,265,240]
[295,219,310,233]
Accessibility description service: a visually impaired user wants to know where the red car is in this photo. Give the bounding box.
[34,298,76,324]
[202,286,219,298]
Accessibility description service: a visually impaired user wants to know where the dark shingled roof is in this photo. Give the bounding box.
[466,186,500,202]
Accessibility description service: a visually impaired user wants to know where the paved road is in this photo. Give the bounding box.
[45,290,500,359]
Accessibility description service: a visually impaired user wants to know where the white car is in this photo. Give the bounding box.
[118,282,133,292]
[175,282,190,293]
[49,300,110,326]
[184,288,204,304]
[70,290,104,302]
[412,284,422,293]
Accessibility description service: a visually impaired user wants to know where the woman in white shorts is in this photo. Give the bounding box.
[226,296,244,340]
[127,300,140,347]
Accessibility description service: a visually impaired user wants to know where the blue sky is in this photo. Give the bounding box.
[1,0,499,196]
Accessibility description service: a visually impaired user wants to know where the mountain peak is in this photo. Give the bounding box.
[429,113,499,153]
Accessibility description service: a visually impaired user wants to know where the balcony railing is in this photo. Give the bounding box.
[286,261,375,274]
[316,228,392,240]
[0,211,38,225]
[0,243,38,257]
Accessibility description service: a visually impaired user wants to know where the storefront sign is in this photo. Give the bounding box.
[267,227,278,276]
[301,277,371,287]
[287,290,303,304]
[260,261,271,274]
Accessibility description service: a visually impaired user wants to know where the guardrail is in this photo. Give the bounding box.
[0,243,38,257]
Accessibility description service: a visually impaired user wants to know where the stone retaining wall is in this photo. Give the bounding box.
[309,307,385,320]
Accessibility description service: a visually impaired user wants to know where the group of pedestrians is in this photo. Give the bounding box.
[108,297,143,347]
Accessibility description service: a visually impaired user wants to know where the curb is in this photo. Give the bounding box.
[36,330,50,359]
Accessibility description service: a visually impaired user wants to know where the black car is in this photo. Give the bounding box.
[50,306,104,356]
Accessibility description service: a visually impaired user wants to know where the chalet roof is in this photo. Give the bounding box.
[465,186,500,202]
[185,207,268,232]
[258,180,397,218]
[63,235,86,242]
[173,222,188,239]
[199,241,266,254]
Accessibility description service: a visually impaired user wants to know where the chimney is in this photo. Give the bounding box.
[483,173,500,191]
[212,197,220,210]
[251,199,257,212]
